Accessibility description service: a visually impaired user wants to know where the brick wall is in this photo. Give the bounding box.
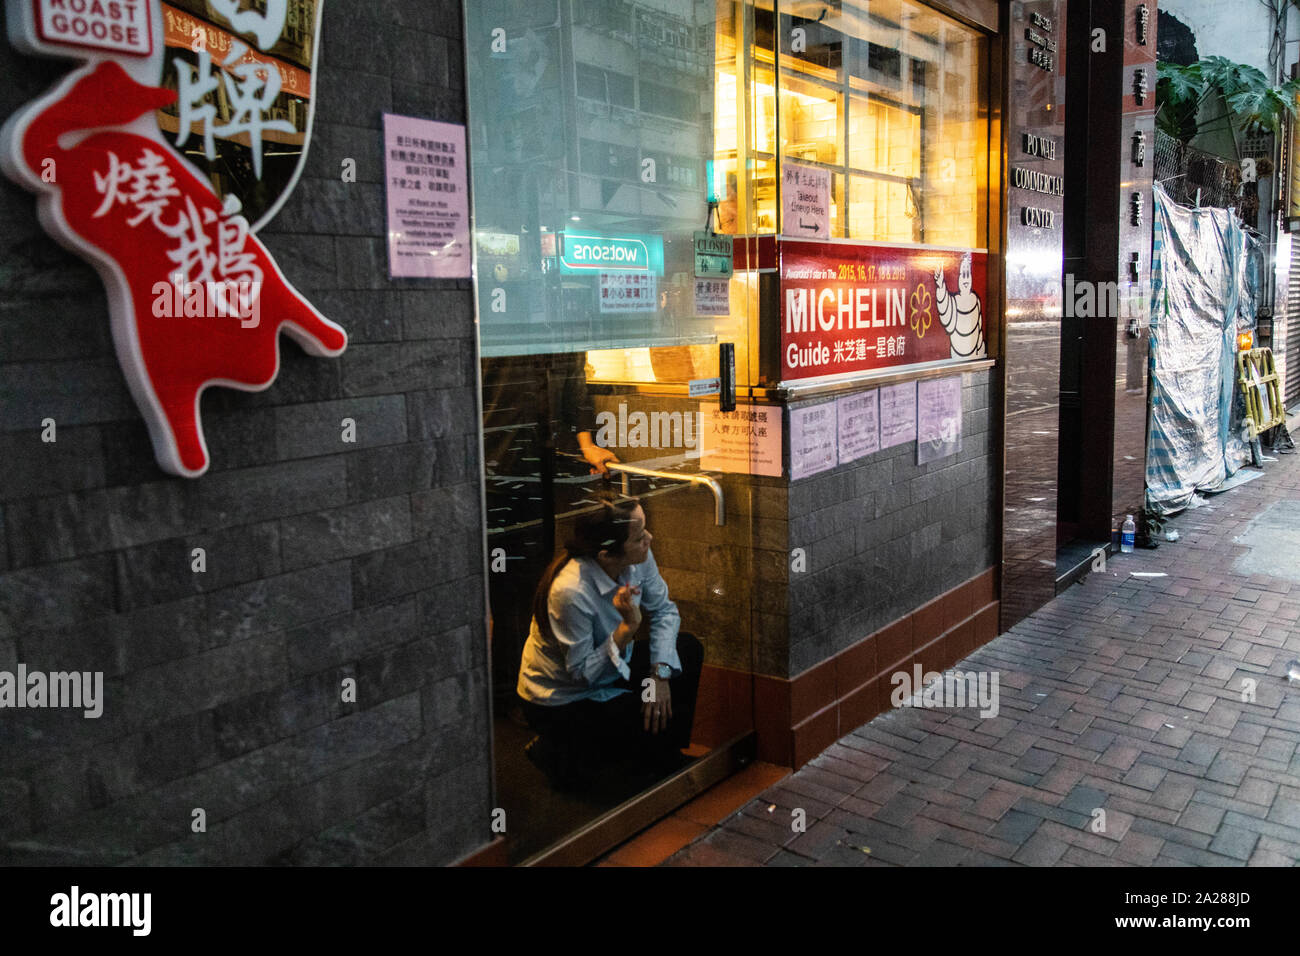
[0,0,492,865]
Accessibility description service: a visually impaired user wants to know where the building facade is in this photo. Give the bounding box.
[0,0,1154,865]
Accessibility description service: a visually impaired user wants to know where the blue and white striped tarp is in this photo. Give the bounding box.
[1145,181,1251,516]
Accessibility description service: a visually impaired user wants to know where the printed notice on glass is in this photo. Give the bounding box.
[880,381,917,449]
[383,114,470,278]
[790,401,838,480]
[917,376,963,465]
[782,162,830,239]
[599,272,657,312]
[837,390,880,464]
[693,278,730,316]
[700,403,782,477]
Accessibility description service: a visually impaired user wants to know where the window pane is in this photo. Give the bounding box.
[781,73,841,168]
[575,62,607,100]
[466,0,987,360]
[848,174,916,243]
[467,0,736,359]
[777,0,986,247]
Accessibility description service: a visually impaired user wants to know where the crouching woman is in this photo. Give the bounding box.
[516,496,702,788]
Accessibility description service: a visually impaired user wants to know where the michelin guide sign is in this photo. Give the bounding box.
[780,239,988,384]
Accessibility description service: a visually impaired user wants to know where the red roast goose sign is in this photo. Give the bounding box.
[1,0,345,477]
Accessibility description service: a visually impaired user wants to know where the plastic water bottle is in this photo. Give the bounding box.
[1121,514,1136,553]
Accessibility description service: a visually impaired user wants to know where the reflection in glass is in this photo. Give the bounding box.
[471,0,986,365]
[465,0,990,864]
[154,0,320,227]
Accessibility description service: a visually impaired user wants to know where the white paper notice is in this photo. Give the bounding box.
[916,376,963,464]
[694,278,730,316]
[599,272,657,312]
[700,403,782,477]
[789,401,838,480]
[837,390,880,464]
[879,381,917,449]
[782,162,831,239]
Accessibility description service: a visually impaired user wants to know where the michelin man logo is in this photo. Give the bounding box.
[934,253,987,359]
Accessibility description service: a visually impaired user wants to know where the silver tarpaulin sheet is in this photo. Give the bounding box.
[1145,181,1251,516]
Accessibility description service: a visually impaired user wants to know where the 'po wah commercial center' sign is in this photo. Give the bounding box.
[780,239,988,383]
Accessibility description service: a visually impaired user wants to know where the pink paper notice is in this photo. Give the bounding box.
[383,114,471,279]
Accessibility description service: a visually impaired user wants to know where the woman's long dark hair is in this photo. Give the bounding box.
[532,495,641,642]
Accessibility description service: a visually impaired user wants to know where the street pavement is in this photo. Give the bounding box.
[664,441,1300,866]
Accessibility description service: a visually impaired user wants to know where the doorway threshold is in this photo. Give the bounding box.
[1056,538,1108,593]
[520,732,757,867]
[594,758,791,866]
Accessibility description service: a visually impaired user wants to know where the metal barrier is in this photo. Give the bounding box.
[1238,347,1285,437]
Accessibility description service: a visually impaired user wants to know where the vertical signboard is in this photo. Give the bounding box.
[1001,1,1067,629]
[1111,0,1157,531]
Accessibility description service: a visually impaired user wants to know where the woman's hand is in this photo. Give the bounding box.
[643,677,672,734]
[612,584,642,628]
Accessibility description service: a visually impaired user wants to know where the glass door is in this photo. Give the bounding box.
[466,0,769,864]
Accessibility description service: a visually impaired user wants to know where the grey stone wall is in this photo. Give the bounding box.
[786,370,1000,677]
[0,1,491,864]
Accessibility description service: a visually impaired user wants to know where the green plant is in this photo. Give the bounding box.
[1156,56,1300,143]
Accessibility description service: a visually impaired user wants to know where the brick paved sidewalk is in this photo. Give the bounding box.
[664,445,1300,867]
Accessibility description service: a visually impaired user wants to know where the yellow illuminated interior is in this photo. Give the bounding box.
[705,0,984,246]
[588,0,988,384]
